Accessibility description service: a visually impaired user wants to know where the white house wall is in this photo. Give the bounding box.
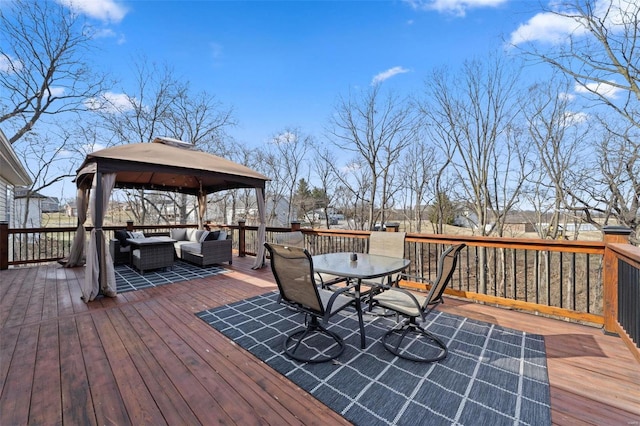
[13,198,42,228]
[0,178,9,223]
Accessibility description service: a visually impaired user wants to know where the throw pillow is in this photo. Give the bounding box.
[130,231,145,239]
[170,228,187,241]
[114,229,130,247]
[198,231,210,243]
[217,230,228,240]
[186,228,198,241]
[195,230,207,242]
[204,230,220,241]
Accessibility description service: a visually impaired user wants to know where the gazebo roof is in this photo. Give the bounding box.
[76,138,269,195]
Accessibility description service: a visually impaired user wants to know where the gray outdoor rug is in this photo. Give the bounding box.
[115,260,229,293]
[196,292,551,426]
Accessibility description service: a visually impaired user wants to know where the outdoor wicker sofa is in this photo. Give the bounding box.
[110,228,232,268]
[170,228,233,266]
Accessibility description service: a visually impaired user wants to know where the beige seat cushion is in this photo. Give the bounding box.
[373,290,426,317]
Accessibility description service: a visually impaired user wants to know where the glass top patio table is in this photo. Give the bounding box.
[312,252,410,348]
[312,252,409,281]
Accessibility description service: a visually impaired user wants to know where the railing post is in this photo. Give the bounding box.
[385,222,400,232]
[290,221,301,232]
[0,222,8,270]
[126,220,134,231]
[602,225,632,335]
[238,219,246,257]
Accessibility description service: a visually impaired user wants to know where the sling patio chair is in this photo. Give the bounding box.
[275,231,347,289]
[365,231,406,287]
[370,243,466,362]
[265,242,363,363]
[359,231,407,312]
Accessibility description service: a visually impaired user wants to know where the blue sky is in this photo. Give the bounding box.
[7,0,603,199]
[70,0,560,147]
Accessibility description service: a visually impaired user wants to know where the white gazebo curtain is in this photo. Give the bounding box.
[252,187,267,269]
[64,187,89,268]
[82,172,117,302]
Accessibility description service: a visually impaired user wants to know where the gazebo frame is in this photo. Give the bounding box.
[66,137,269,302]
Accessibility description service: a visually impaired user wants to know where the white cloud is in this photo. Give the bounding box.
[56,0,128,23]
[273,131,298,144]
[371,66,410,85]
[80,143,107,155]
[94,28,116,38]
[47,87,66,97]
[564,111,589,126]
[574,81,623,99]
[404,0,508,17]
[558,92,575,102]
[85,91,135,113]
[93,28,127,45]
[0,54,23,73]
[510,0,639,45]
[510,12,583,45]
[342,162,361,174]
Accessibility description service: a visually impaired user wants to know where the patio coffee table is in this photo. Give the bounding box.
[312,252,410,348]
[127,237,176,274]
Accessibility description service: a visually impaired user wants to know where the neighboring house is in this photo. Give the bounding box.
[228,197,292,227]
[0,129,32,225]
[309,208,344,223]
[453,209,479,229]
[41,196,60,213]
[65,203,77,218]
[13,188,49,228]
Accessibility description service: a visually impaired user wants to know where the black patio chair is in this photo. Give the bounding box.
[265,242,362,363]
[371,243,466,362]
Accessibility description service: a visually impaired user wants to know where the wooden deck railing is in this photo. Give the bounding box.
[1,220,637,361]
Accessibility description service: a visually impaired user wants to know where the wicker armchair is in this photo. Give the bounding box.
[109,238,131,265]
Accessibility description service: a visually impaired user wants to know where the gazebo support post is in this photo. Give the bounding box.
[238,219,246,257]
[95,171,104,294]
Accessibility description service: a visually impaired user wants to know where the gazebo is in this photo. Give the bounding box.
[65,137,270,302]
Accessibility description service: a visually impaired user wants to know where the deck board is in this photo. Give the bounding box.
[29,320,62,425]
[1,258,639,425]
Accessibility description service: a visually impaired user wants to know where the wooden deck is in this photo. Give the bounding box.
[1,256,639,425]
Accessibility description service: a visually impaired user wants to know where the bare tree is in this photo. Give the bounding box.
[514,0,639,243]
[314,146,369,230]
[311,147,340,229]
[327,85,419,230]
[338,158,373,230]
[255,150,287,227]
[398,133,439,233]
[514,0,639,128]
[0,0,109,144]
[95,58,235,225]
[422,55,526,237]
[226,145,261,225]
[521,77,591,239]
[267,128,311,224]
[13,129,77,226]
[252,128,311,228]
[563,122,640,243]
